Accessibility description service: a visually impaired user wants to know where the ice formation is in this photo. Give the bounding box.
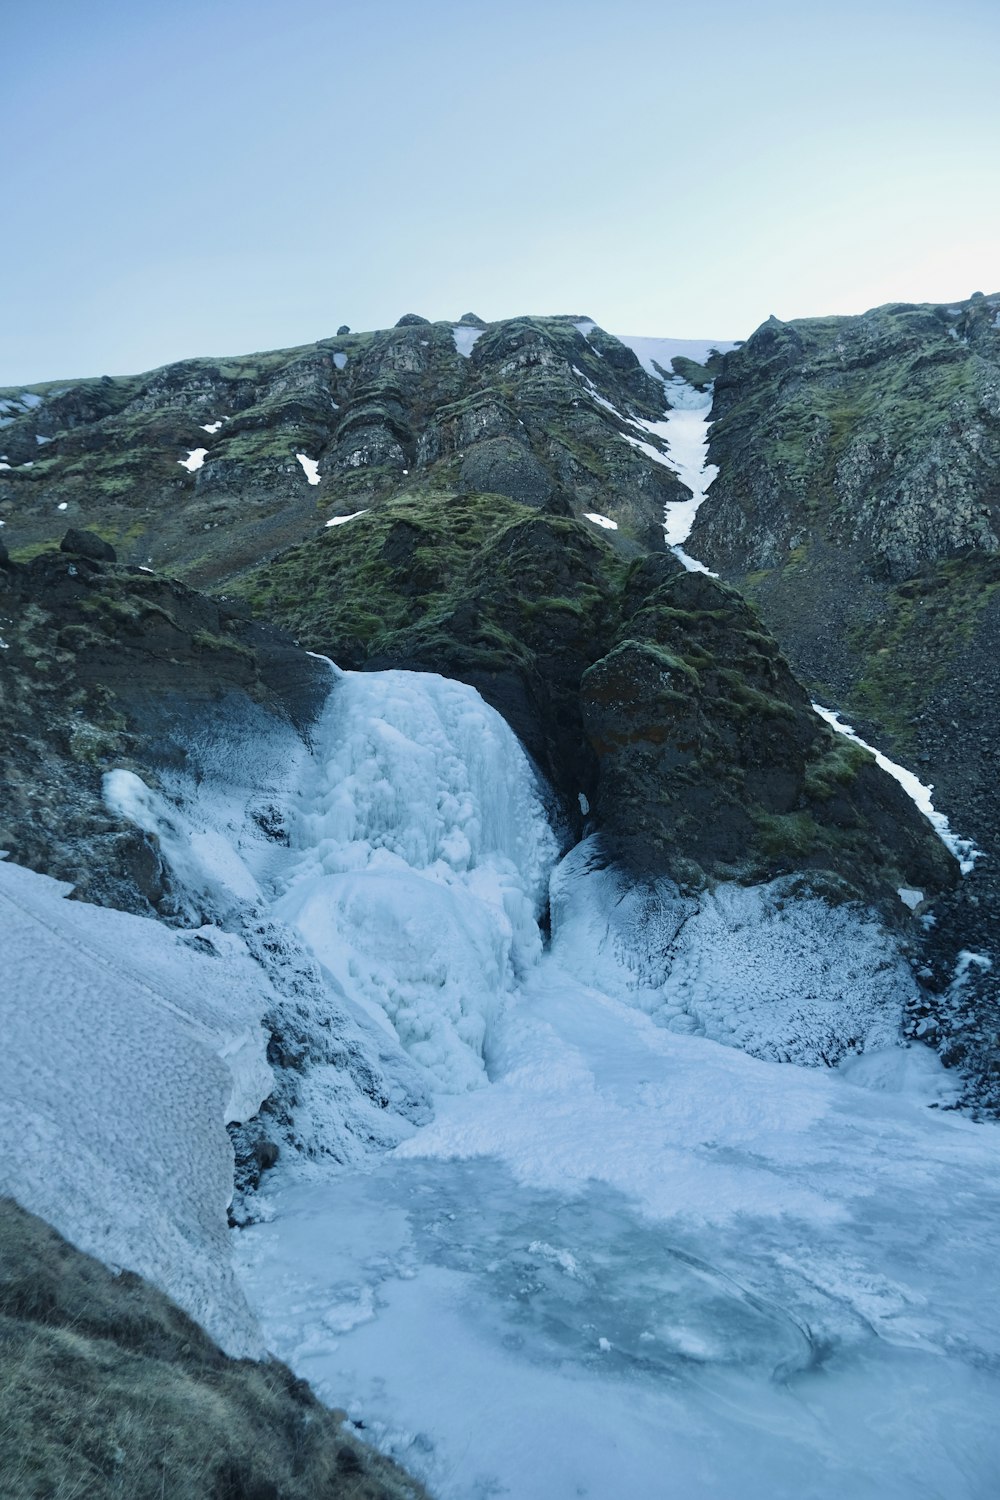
[8,662,1000,1497]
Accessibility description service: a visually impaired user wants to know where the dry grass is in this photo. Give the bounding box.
[0,1199,428,1499]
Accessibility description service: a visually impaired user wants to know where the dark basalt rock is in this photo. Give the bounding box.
[0,550,329,916]
[458,436,553,507]
[238,487,956,919]
[457,312,487,328]
[394,312,431,327]
[60,527,116,562]
[336,324,350,335]
[581,570,956,902]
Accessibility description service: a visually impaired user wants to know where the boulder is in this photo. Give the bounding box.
[60,528,116,563]
[394,313,431,328]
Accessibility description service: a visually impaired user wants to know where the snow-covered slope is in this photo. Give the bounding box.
[0,857,273,1356]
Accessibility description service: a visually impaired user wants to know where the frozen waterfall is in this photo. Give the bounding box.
[222,667,1000,1500]
[38,660,1000,1498]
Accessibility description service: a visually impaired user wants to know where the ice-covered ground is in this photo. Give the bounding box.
[222,669,1000,1499]
[11,661,1000,1495]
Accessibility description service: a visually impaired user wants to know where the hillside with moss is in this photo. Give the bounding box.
[687,291,1000,1106]
[0,314,686,588]
[690,292,1000,736]
[5,303,1000,1496]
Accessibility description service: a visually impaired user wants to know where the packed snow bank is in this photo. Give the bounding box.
[548,837,915,1065]
[0,857,273,1356]
[272,669,559,1091]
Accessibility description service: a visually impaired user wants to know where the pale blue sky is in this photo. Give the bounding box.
[2,0,998,384]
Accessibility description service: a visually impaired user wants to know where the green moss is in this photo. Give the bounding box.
[191,629,253,659]
[752,809,822,859]
[7,541,55,563]
[848,553,1000,739]
[804,737,874,800]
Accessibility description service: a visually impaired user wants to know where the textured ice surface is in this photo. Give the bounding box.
[0,857,273,1355]
[549,838,915,1064]
[272,669,558,1091]
[229,669,1000,1500]
[239,956,1000,1499]
[15,655,1000,1495]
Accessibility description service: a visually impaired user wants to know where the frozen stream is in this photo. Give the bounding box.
[218,665,1000,1499]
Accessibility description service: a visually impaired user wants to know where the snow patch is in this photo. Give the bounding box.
[614,334,738,380]
[333,352,348,370]
[583,512,617,530]
[296,453,321,485]
[813,704,979,872]
[179,447,207,472]
[325,509,369,527]
[452,325,484,358]
[201,419,224,434]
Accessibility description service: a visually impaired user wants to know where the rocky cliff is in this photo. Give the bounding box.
[689,290,1000,1108]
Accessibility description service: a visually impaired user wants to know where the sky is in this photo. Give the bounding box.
[2,0,998,385]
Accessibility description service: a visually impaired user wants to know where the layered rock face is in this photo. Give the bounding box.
[234,490,954,918]
[0,315,687,585]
